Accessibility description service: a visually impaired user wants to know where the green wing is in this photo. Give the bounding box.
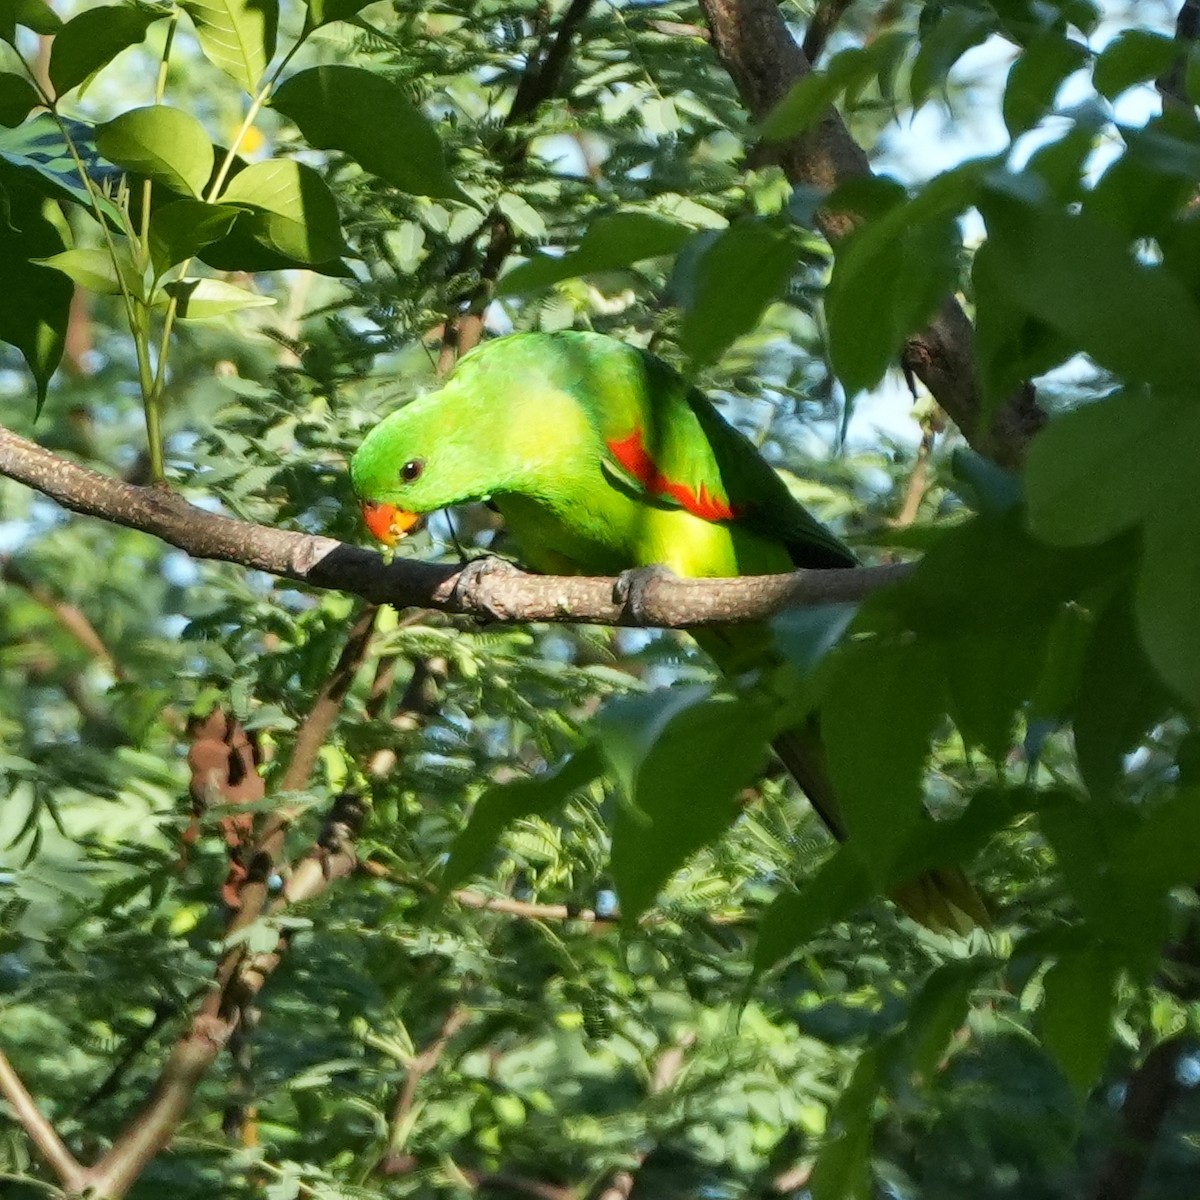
[554,333,856,570]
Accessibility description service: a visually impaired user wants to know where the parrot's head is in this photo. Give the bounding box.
[350,388,527,546]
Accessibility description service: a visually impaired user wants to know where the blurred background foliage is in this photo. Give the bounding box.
[1,0,1199,1198]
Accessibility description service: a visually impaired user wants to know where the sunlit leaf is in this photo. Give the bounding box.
[181,0,277,94]
[96,105,214,198]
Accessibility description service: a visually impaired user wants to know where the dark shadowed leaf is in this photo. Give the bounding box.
[497,212,691,295]
[904,959,997,1080]
[1092,28,1177,99]
[753,847,874,978]
[149,199,240,274]
[0,0,62,42]
[823,639,945,875]
[826,166,976,396]
[272,65,468,204]
[0,71,38,126]
[1002,34,1087,136]
[0,177,70,408]
[1023,389,1195,547]
[809,1046,881,1200]
[980,190,1200,388]
[604,688,772,921]
[678,219,798,366]
[442,744,603,892]
[1040,945,1119,1102]
[1137,486,1200,714]
[218,158,346,263]
[1074,591,1172,799]
[49,5,164,96]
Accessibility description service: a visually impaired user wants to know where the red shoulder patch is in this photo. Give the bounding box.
[607,429,738,523]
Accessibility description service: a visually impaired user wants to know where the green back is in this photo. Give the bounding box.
[446,332,856,572]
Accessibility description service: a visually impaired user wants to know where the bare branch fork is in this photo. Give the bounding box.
[0,422,914,628]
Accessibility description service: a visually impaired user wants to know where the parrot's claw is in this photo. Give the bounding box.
[613,564,678,625]
[450,555,523,621]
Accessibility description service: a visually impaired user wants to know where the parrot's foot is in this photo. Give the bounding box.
[613,564,678,625]
[451,555,524,621]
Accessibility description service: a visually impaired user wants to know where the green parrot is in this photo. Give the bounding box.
[350,330,984,932]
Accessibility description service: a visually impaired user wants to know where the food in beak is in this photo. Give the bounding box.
[360,500,421,545]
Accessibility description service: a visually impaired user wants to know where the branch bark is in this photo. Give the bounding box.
[0,422,913,628]
[696,0,1043,469]
[1091,1035,1191,1200]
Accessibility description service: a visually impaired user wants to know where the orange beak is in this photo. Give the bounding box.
[361,500,422,545]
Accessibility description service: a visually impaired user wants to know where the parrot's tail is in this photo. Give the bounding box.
[771,726,988,935]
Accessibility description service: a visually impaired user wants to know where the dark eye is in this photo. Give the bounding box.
[400,458,424,483]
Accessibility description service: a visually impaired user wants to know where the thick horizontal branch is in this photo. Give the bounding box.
[0,423,913,628]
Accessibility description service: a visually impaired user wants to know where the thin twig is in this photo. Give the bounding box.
[0,1049,87,1192]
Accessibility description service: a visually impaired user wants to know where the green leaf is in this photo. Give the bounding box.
[49,5,164,97]
[441,745,603,892]
[303,0,373,29]
[0,114,123,221]
[218,158,346,263]
[149,199,240,274]
[1040,801,1168,965]
[1074,591,1171,798]
[1024,390,1200,547]
[181,0,277,94]
[1093,28,1177,99]
[271,65,468,203]
[904,959,996,1081]
[197,209,351,276]
[0,0,62,42]
[753,847,873,977]
[1119,789,1200,891]
[823,639,945,876]
[34,246,135,295]
[678,219,797,366]
[826,166,976,396]
[96,105,214,199]
[496,191,545,239]
[911,6,994,108]
[809,1047,881,1200]
[0,72,38,127]
[1040,945,1119,1102]
[1137,487,1200,714]
[604,689,772,921]
[1002,35,1087,137]
[760,35,911,141]
[497,211,691,295]
[979,191,1200,389]
[0,179,70,408]
[162,277,276,319]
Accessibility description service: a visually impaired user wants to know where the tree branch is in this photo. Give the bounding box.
[801,0,854,64]
[0,422,913,628]
[81,794,367,1200]
[696,0,1043,469]
[0,1048,87,1193]
[1091,1035,1191,1200]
